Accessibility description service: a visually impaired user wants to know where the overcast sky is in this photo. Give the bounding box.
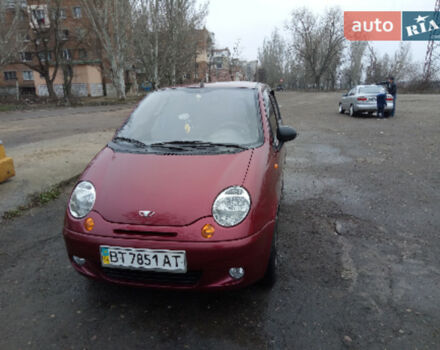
[202,0,437,64]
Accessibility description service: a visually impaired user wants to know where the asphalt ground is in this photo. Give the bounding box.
[0,92,439,349]
[0,104,134,218]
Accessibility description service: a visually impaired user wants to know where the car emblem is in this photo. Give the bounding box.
[139,210,155,217]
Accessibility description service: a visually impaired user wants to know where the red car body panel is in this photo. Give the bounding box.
[80,147,253,227]
[63,83,289,290]
[63,219,275,290]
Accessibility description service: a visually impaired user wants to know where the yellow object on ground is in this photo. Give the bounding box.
[0,141,15,183]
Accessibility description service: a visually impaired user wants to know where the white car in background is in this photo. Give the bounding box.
[339,85,394,117]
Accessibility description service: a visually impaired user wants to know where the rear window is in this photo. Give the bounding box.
[117,88,262,147]
[359,86,385,94]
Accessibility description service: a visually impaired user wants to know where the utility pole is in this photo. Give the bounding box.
[422,0,440,83]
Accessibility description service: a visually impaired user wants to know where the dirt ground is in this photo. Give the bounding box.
[0,91,439,349]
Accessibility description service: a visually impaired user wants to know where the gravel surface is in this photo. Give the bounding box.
[0,92,439,349]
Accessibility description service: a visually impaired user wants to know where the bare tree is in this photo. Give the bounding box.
[81,0,135,100]
[365,43,416,84]
[286,7,345,88]
[133,0,161,89]
[0,0,26,68]
[133,0,207,87]
[230,38,243,80]
[284,49,306,89]
[22,0,69,100]
[258,29,285,87]
[162,0,207,85]
[388,42,416,81]
[341,41,367,88]
[364,45,383,84]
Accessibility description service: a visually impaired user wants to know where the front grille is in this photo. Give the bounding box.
[102,267,201,286]
[113,229,177,237]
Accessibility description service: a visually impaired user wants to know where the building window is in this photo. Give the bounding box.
[73,7,81,18]
[59,8,66,19]
[20,52,32,62]
[4,71,17,81]
[7,0,27,8]
[23,71,34,81]
[32,9,46,25]
[61,29,69,40]
[38,52,51,61]
[78,48,87,59]
[62,49,71,60]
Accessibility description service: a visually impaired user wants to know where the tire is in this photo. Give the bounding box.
[260,224,278,287]
[338,103,345,114]
[384,111,390,118]
[349,105,356,117]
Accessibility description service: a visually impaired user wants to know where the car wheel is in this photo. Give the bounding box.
[338,103,345,114]
[384,111,390,118]
[260,224,278,287]
[349,105,356,117]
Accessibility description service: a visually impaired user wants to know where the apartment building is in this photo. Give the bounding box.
[192,30,249,83]
[0,0,108,97]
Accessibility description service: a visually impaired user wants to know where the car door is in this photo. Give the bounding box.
[344,88,355,109]
[263,89,284,205]
[350,87,358,106]
[341,90,349,108]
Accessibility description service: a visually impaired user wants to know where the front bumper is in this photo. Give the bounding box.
[63,220,275,290]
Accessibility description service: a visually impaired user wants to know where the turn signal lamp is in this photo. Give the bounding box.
[201,224,215,239]
[84,217,95,232]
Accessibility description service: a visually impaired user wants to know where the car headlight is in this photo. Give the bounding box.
[69,181,96,218]
[212,186,251,227]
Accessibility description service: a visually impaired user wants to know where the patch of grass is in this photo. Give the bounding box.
[0,94,143,112]
[30,186,62,206]
[75,95,144,107]
[0,104,18,112]
[2,207,26,220]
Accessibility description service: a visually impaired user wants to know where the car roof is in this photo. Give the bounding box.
[204,81,260,89]
[356,85,383,89]
[178,81,261,90]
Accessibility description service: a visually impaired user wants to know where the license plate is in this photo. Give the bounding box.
[100,246,187,273]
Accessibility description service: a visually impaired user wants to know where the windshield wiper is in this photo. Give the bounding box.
[149,141,247,150]
[113,136,148,148]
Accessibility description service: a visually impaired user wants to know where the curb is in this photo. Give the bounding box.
[0,174,80,223]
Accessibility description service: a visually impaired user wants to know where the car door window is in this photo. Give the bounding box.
[263,89,280,148]
[348,88,355,96]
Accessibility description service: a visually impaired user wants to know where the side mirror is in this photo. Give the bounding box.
[277,126,297,143]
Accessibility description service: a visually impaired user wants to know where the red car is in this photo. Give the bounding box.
[63,81,297,290]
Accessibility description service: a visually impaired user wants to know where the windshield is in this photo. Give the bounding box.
[359,86,385,94]
[115,88,262,149]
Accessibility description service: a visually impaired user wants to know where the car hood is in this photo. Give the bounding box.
[82,147,253,226]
